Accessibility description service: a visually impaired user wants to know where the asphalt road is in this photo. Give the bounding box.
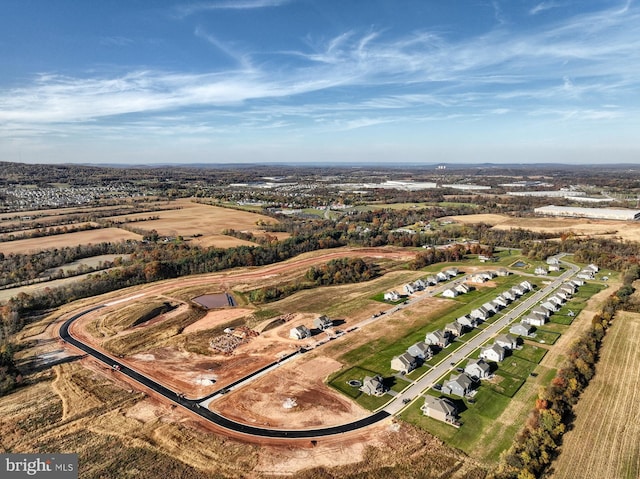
[58,259,578,438]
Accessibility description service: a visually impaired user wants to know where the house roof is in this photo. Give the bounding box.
[466,358,491,373]
[423,396,457,416]
[446,373,473,390]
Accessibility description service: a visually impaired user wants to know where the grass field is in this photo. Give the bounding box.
[551,311,640,479]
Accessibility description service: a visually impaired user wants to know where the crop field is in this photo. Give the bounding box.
[0,227,142,255]
[551,311,640,479]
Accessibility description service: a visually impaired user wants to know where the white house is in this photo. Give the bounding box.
[384,291,400,301]
[436,271,449,282]
[407,341,433,360]
[404,283,415,295]
[445,267,459,277]
[456,315,476,328]
[535,266,548,276]
[314,315,333,330]
[465,358,492,379]
[290,325,311,340]
[523,315,546,327]
[455,283,470,294]
[480,344,505,362]
[495,333,518,350]
[442,288,459,298]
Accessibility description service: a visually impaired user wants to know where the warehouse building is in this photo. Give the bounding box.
[534,206,640,221]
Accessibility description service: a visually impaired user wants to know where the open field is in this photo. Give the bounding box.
[0,228,142,255]
[103,198,285,247]
[444,213,640,242]
[551,311,640,479]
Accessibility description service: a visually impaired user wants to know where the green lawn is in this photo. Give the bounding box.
[327,366,407,410]
[496,356,538,379]
[511,344,547,363]
[370,292,405,305]
[530,329,561,345]
[487,373,525,397]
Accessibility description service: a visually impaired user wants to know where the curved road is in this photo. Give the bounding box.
[59,256,579,439]
[59,307,389,438]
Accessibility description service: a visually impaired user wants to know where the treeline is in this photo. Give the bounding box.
[493,265,640,479]
[0,241,137,287]
[0,341,21,396]
[0,222,101,243]
[249,258,380,304]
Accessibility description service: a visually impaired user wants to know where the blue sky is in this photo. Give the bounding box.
[1,0,638,165]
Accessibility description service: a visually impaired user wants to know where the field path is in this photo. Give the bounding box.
[551,311,640,479]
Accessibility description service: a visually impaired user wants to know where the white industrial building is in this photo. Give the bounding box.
[534,206,640,221]
[508,191,586,198]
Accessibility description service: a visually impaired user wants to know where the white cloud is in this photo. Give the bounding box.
[177,0,291,17]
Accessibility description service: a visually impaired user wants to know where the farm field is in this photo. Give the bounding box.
[103,199,285,247]
[0,228,142,255]
[551,311,640,479]
[444,213,640,242]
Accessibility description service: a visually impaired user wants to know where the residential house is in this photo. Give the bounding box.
[512,285,525,296]
[425,330,450,348]
[404,283,415,295]
[465,358,491,379]
[471,273,488,283]
[442,373,474,397]
[360,375,387,396]
[446,267,459,277]
[572,279,585,287]
[493,296,508,308]
[577,270,594,280]
[407,341,433,360]
[535,266,548,275]
[383,291,400,301]
[426,275,438,285]
[480,343,505,362]
[502,290,515,302]
[482,302,497,314]
[532,306,550,318]
[586,264,599,273]
[556,291,570,301]
[546,256,561,266]
[455,283,470,294]
[510,322,535,337]
[391,352,418,374]
[491,300,505,311]
[314,315,333,331]
[541,301,558,313]
[520,280,533,291]
[290,325,311,340]
[549,264,561,272]
[436,271,449,282]
[549,295,564,307]
[522,315,546,327]
[456,315,476,329]
[444,321,465,338]
[414,279,427,290]
[421,396,458,424]
[442,288,459,298]
[470,306,490,321]
[496,267,510,276]
[495,333,518,350]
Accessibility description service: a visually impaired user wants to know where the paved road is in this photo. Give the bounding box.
[59,259,578,438]
[384,260,579,414]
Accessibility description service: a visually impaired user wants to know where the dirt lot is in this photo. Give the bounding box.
[551,310,640,479]
[445,213,640,242]
[0,227,142,255]
[213,356,368,428]
[183,308,254,334]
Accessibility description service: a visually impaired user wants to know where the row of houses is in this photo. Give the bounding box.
[289,315,333,340]
[470,268,510,283]
[577,264,599,280]
[389,280,533,379]
[403,267,460,295]
[510,279,583,336]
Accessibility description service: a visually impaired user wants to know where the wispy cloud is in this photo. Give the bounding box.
[529,1,566,16]
[1,2,639,141]
[177,0,291,17]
